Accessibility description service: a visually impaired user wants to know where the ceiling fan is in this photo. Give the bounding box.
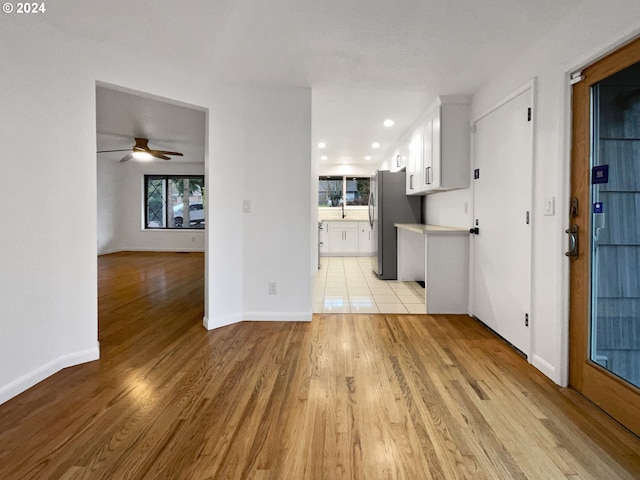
[97,137,184,162]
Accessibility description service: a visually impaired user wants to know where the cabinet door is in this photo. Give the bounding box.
[390,149,402,172]
[358,222,371,253]
[343,227,359,253]
[319,222,329,254]
[407,127,424,194]
[423,118,434,189]
[399,144,408,171]
[406,138,416,193]
[328,226,344,253]
[430,108,442,190]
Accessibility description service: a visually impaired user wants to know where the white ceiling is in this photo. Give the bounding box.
[96,86,206,163]
[69,0,582,167]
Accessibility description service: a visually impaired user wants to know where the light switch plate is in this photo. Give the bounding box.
[543,197,555,216]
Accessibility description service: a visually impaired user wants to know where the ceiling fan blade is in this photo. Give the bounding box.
[104,138,182,162]
[155,151,184,157]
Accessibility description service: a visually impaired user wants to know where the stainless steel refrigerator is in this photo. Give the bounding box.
[368,170,422,279]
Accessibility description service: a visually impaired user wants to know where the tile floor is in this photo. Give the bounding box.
[313,256,426,314]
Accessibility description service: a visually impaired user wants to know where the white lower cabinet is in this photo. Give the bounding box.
[328,222,359,254]
[358,221,372,254]
[322,221,372,256]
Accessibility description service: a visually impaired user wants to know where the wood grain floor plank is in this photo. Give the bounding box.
[1,252,640,479]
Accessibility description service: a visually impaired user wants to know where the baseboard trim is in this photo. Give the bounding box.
[98,248,122,256]
[203,313,243,331]
[243,312,313,322]
[100,248,205,256]
[321,253,372,257]
[531,354,558,383]
[203,311,313,330]
[0,343,100,406]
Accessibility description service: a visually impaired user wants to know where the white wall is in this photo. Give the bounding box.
[97,157,120,254]
[425,2,640,385]
[241,90,312,320]
[318,163,377,177]
[97,160,206,255]
[0,19,312,403]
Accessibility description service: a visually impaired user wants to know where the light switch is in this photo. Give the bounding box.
[543,197,555,216]
[242,200,251,213]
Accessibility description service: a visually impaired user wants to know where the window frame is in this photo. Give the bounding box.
[144,174,205,230]
[318,175,370,209]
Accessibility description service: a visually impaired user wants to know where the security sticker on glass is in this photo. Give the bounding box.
[593,202,604,214]
[592,165,609,184]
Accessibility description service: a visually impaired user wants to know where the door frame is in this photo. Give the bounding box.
[568,36,640,436]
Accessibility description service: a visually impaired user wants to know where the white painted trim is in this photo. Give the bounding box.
[242,312,313,322]
[531,354,557,382]
[473,79,536,125]
[203,312,313,330]
[98,248,122,256]
[562,28,640,78]
[100,248,205,255]
[558,70,573,388]
[202,313,243,331]
[0,344,100,406]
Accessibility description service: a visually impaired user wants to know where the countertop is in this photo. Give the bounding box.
[394,223,470,235]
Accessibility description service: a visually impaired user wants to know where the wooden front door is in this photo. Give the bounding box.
[569,36,640,437]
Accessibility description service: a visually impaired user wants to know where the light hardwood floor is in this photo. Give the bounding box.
[0,251,639,479]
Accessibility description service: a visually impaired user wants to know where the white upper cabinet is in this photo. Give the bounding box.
[406,96,470,195]
[389,147,407,172]
[406,126,424,193]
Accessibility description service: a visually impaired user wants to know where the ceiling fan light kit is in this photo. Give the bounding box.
[132,151,153,161]
[97,137,184,162]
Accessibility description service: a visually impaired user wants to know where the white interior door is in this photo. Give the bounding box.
[472,86,533,356]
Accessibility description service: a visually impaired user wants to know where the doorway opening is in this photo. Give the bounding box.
[95,83,208,340]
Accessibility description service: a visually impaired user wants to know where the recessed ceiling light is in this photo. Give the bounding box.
[383,119,394,127]
[371,142,380,149]
[321,155,328,160]
[364,155,372,160]
[318,142,326,149]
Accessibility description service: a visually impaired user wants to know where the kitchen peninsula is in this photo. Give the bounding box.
[395,223,470,314]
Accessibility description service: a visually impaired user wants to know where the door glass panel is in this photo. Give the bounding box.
[590,60,640,388]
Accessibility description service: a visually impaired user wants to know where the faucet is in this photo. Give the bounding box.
[341,200,346,219]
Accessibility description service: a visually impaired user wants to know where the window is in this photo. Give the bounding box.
[145,175,205,229]
[318,176,370,207]
[318,176,343,207]
[345,177,370,206]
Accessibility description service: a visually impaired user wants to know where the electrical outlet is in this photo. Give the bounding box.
[268,282,277,295]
